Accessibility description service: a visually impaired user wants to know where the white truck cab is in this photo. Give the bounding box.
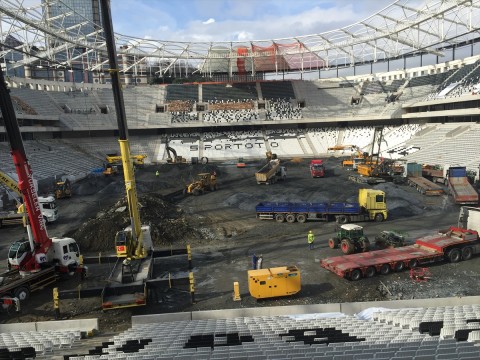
[38,195,59,223]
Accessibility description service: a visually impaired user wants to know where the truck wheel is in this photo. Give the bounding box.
[394,262,405,272]
[374,213,384,222]
[365,266,376,278]
[286,214,296,223]
[341,239,355,255]
[214,184,218,191]
[380,264,391,275]
[192,188,200,196]
[210,184,215,191]
[296,214,306,223]
[448,248,461,263]
[462,247,473,261]
[337,215,348,224]
[409,259,419,269]
[328,238,339,249]
[275,214,285,223]
[13,287,30,302]
[183,188,188,196]
[350,269,362,281]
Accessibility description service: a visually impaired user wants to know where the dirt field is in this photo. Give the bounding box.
[0,157,477,333]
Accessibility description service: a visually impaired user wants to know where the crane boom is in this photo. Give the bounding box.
[0,170,21,196]
[0,68,51,271]
[100,0,148,260]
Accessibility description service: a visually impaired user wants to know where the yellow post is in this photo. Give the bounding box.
[189,272,195,303]
[233,282,241,301]
[187,244,192,270]
[53,287,60,320]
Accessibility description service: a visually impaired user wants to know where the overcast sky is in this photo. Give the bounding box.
[110,0,398,42]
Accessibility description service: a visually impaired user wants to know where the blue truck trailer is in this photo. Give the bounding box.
[255,189,387,224]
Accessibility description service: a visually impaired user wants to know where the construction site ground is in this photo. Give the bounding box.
[0,157,477,334]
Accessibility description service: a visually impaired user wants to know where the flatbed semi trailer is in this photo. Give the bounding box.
[321,227,480,281]
[256,189,387,224]
[0,267,58,309]
[407,176,444,196]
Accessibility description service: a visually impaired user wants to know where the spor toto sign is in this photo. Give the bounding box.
[189,142,279,151]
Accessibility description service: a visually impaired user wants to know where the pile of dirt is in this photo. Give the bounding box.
[69,193,205,252]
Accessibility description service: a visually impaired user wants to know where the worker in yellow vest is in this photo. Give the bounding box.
[307,230,314,250]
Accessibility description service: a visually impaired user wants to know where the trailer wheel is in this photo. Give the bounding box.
[296,214,307,223]
[394,262,405,272]
[462,247,473,261]
[337,215,348,224]
[328,238,339,249]
[365,266,376,278]
[380,264,391,275]
[13,287,30,302]
[448,248,461,263]
[275,214,285,223]
[341,239,355,255]
[374,213,384,222]
[286,214,296,223]
[409,259,419,269]
[350,269,362,281]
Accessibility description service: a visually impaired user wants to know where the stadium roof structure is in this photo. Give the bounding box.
[1,0,480,77]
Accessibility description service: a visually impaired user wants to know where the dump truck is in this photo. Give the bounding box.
[447,166,478,205]
[256,189,387,224]
[255,159,286,185]
[321,206,480,281]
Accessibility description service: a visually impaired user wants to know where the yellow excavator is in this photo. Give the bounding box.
[328,145,368,168]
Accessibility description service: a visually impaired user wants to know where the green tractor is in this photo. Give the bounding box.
[328,224,370,255]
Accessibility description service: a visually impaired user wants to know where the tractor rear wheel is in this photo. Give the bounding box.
[328,238,339,249]
[341,239,355,255]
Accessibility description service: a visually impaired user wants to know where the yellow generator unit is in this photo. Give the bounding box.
[248,266,301,299]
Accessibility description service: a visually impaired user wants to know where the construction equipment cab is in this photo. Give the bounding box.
[184,172,218,195]
[310,159,325,178]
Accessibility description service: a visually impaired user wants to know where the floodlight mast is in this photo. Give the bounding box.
[99,0,147,261]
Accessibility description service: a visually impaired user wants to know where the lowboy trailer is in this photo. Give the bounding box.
[321,206,480,281]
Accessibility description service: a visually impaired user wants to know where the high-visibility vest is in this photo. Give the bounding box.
[307,233,314,243]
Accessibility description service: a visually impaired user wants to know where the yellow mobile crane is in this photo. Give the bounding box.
[100,0,152,309]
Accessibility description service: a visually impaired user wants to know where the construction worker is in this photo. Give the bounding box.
[155,170,159,177]
[307,230,315,250]
[257,255,263,269]
[252,253,258,270]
